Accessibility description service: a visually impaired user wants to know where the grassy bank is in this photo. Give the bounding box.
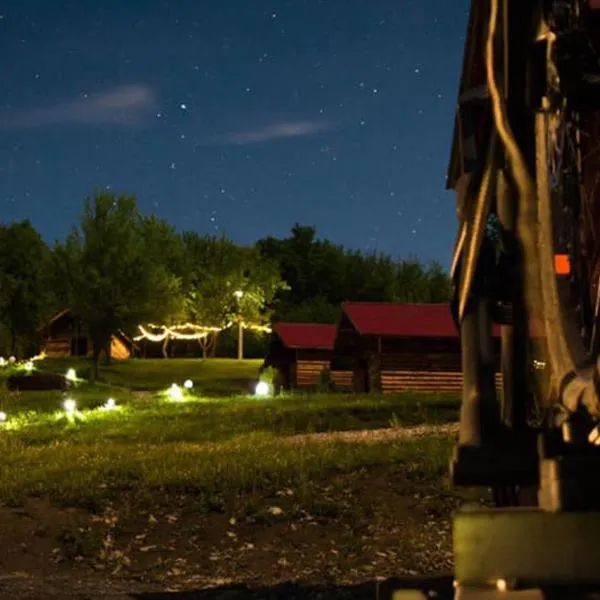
[0,357,459,510]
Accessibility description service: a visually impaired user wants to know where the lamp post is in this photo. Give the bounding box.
[234,290,244,360]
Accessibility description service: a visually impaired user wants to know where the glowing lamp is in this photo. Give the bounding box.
[234,290,244,299]
[8,356,15,364]
[63,398,77,413]
[0,357,5,367]
[255,381,270,397]
[24,361,34,372]
[0,411,7,423]
[104,398,116,410]
[168,383,184,401]
[183,379,193,390]
[66,368,77,382]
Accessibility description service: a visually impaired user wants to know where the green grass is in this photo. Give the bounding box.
[0,357,460,509]
[33,357,262,394]
[0,433,454,508]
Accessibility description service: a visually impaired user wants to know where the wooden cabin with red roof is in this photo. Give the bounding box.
[331,302,503,394]
[263,323,352,391]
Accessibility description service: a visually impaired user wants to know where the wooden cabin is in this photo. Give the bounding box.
[263,323,352,391]
[40,309,134,360]
[331,301,504,394]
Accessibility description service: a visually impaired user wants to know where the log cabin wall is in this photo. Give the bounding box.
[42,311,131,360]
[295,349,331,388]
[42,311,86,358]
[375,336,502,394]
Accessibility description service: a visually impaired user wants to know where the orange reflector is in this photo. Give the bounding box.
[554,254,571,275]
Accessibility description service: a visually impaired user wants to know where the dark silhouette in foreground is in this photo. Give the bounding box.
[132,574,454,600]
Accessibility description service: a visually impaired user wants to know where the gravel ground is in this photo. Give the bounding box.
[287,423,459,445]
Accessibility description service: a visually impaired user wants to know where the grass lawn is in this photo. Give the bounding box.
[0,357,463,595]
[32,356,263,394]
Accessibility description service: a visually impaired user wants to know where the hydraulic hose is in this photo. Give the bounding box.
[485,0,600,417]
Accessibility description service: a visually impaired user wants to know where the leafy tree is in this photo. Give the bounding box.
[0,221,52,357]
[58,193,181,380]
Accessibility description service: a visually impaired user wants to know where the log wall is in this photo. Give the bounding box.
[43,338,71,358]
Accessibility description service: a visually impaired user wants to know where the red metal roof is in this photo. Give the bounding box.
[273,323,337,350]
[342,302,459,338]
[341,302,549,339]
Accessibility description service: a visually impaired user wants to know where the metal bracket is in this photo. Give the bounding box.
[454,507,600,587]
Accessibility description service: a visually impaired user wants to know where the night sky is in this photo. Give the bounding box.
[0,0,469,265]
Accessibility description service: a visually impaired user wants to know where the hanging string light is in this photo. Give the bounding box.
[134,319,271,342]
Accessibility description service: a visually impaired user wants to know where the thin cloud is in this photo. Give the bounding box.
[0,84,156,130]
[203,120,333,146]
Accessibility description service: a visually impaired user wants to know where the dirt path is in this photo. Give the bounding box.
[286,423,459,445]
[0,425,461,599]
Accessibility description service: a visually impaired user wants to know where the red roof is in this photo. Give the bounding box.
[273,323,337,350]
[341,302,548,339]
[342,302,459,338]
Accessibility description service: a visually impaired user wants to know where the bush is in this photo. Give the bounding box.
[317,367,334,393]
[6,373,68,392]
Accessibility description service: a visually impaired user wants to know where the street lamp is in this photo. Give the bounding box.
[234,290,244,360]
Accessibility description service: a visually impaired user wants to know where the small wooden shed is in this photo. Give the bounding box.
[263,323,352,391]
[40,309,134,360]
[331,301,503,394]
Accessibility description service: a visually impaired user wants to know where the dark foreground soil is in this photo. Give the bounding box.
[0,467,462,599]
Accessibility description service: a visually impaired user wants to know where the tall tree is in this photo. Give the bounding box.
[0,221,52,357]
[58,193,181,380]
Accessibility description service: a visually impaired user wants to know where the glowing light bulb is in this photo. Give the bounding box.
[0,357,5,367]
[183,379,193,390]
[104,398,116,410]
[63,398,76,413]
[0,411,7,423]
[66,368,76,382]
[8,356,15,364]
[255,381,270,397]
[24,361,34,372]
[168,383,184,401]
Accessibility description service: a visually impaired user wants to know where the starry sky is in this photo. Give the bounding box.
[0,0,469,265]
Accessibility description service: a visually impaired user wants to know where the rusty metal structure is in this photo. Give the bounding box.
[425,0,600,598]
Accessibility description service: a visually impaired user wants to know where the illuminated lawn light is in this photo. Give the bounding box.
[63,398,77,413]
[0,357,5,367]
[0,411,7,423]
[103,398,116,411]
[168,383,184,401]
[255,381,271,397]
[24,361,34,372]
[8,356,15,364]
[183,379,193,390]
[66,368,77,382]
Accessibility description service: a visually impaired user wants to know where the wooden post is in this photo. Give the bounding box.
[237,321,244,360]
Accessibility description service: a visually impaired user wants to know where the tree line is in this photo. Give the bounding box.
[0,193,451,374]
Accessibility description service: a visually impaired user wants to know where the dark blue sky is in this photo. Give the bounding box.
[0,0,468,264]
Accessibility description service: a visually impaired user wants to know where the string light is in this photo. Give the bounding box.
[134,319,271,342]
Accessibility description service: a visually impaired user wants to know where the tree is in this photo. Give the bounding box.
[58,193,181,380]
[180,234,286,358]
[0,221,53,357]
